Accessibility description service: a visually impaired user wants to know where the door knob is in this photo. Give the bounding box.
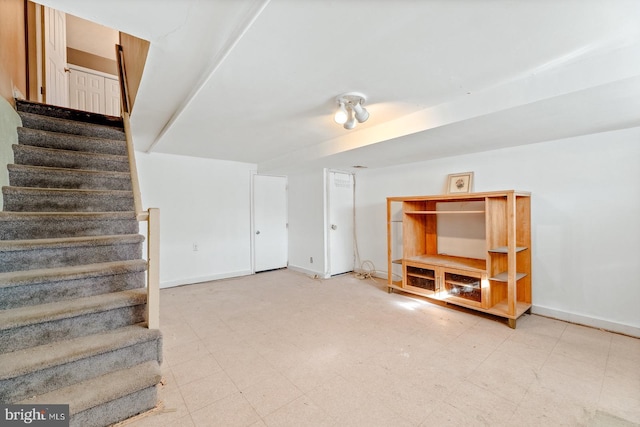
[256,230,261,235]
[331,224,337,230]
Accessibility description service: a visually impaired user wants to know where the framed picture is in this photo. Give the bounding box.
[446,172,474,194]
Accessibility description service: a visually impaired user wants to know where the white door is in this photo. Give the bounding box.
[254,175,288,272]
[44,7,68,107]
[68,67,121,116]
[69,69,104,113]
[327,171,354,276]
[104,78,121,116]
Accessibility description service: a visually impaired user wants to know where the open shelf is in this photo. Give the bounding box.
[490,272,527,282]
[406,254,486,273]
[405,210,485,215]
[486,300,532,319]
[488,246,528,253]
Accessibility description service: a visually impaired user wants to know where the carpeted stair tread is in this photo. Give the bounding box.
[0,324,160,381]
[0,234,144,252]
[0,210,136,221]
[0,211,139,239]
[0,260,147,310]
[19,111,125,140]
[17,127,127,155]
[0,259,147,289]
[2,186,134,212]
[0,288,146,331]
[16,99,123,128]
[0,234,144,273]
[8,164,132,191]
[13,144,129,172]
[18,360,161,418]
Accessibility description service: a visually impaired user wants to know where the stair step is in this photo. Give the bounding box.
[0,234,144,273]
[13,144,129,172]
[19,111,126,141]
[16,99,124,128]
[8,164,132,190]
[18,361,161,427]
[2,187,134,212]
[0,325,162,402]
[0,211,139,240]
[0,289,147,352]
[0,259,147,310]
[18,127,127,155]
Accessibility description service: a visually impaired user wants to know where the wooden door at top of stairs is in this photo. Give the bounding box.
[44,6,69,108]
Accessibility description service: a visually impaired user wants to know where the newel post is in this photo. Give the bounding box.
[147,208,160,329]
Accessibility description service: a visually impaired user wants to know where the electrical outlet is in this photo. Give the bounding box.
[193,243,198,251]
[310,257,313,263]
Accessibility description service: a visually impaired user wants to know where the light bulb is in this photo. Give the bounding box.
[334,101,348,124]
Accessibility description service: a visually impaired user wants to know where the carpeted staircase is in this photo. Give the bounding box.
[0,100,162,427]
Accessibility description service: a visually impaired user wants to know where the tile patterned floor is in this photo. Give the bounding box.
[118,269,640,427]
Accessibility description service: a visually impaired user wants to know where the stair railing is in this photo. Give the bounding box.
[116,44,160,330]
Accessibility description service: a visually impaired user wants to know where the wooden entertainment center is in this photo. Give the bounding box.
[386,190,531,328]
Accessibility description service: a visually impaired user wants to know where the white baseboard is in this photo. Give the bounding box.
[160,270,253,289]
[532,304,640,338]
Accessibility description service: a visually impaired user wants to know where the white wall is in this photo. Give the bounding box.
[287,168,326,277]
[136,151,256,288]
[0,97,20,209]
[352,127,640,336]
[66,14,118,60]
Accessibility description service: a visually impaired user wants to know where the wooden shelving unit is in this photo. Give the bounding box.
[386,190,531,328]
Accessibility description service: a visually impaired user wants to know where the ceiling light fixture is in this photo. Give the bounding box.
[334,92,369,130]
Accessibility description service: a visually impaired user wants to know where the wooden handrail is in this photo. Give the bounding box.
[122,112,145,219]
[115,45,131,114]
[117,43,160,330]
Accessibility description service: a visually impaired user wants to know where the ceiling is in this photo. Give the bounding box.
[39,0,640,173]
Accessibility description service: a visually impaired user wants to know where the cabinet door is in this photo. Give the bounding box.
[442,268,485,308]
[404,262,437,295]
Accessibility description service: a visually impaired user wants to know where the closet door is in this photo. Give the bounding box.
[104,77,121,116]
[69,68,105,113]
